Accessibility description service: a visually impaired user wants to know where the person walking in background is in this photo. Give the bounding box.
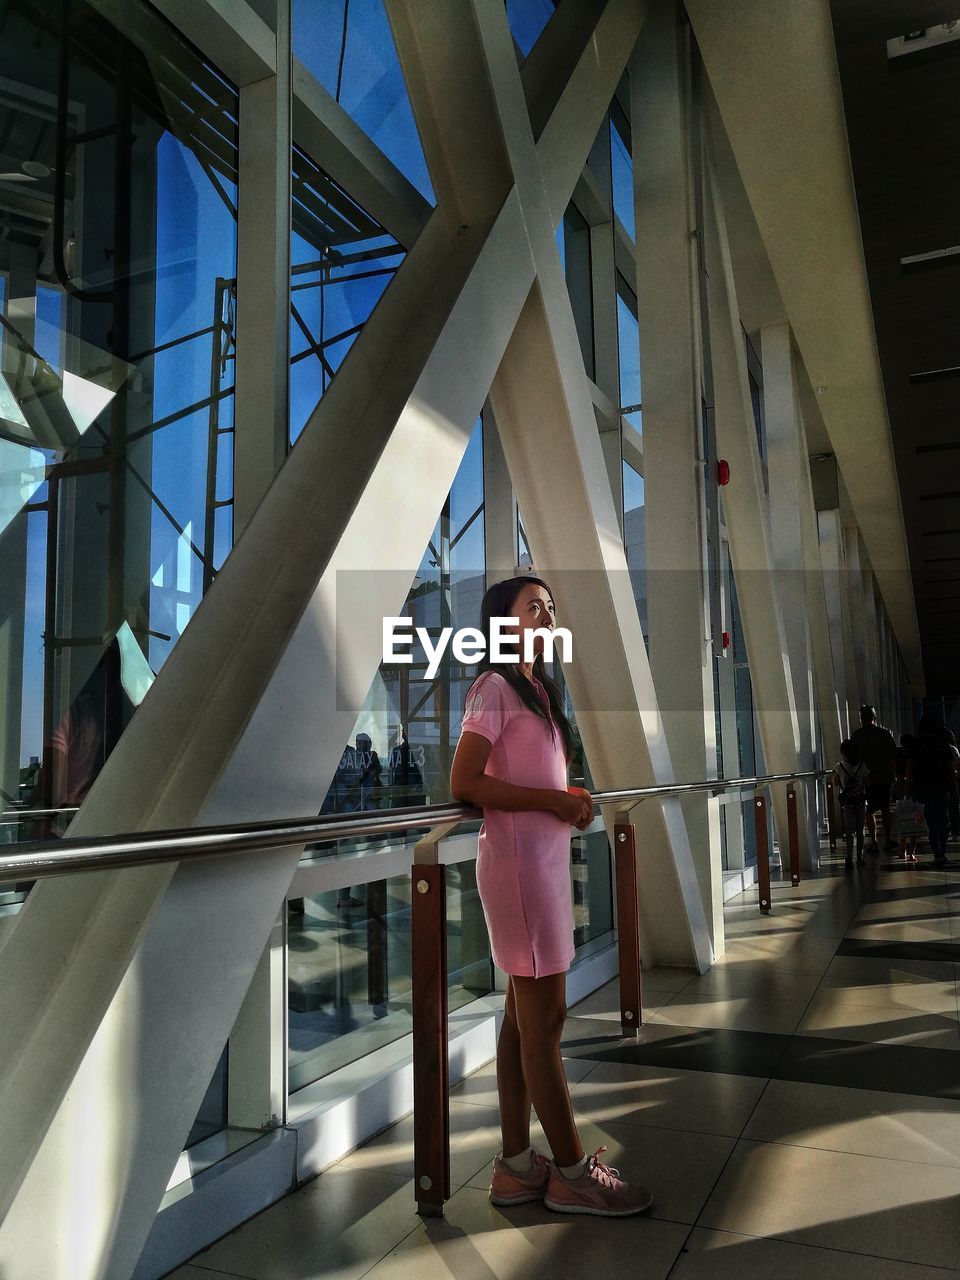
[834,739,869,868]
[852,705,899,853]
[908,715,955,866]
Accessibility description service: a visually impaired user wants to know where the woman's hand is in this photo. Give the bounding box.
[553,786,594,829]
[568,786,594,830]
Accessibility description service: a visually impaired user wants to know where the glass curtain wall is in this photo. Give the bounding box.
[0,0,240,1149]
[288,417,494,1092]
[0,0,239,847]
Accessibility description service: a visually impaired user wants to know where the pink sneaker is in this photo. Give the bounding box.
[544,1146,653,1217]
[489,1148,554,1205]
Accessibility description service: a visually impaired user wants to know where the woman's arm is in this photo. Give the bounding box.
[451,730,590,824]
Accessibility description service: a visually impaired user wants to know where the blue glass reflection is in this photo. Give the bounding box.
[610,119,635,240]
[623,461,646,645]
[289,145,405,444]
[505,0,556,57]
[617,289,642,433]
[293,0,434,202]
[149,134,238,671]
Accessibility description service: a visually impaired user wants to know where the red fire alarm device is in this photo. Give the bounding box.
[717,459,731,486]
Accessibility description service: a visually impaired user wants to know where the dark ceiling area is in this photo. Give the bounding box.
[830,1,960,697]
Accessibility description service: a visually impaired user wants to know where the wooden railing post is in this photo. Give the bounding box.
[613,809,643,1036]
[786,784,801,887]
[411,822,458,1217]
[755,790,771,913]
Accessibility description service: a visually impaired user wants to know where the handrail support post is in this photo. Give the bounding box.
[411,824,456,1217]
[613,806,643,1036]
[754,790,772,913]
[786,785,801,887]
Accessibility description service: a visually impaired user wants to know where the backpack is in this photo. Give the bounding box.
[838,764,864,807]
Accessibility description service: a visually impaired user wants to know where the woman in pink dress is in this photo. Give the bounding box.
[450,575,652,1218]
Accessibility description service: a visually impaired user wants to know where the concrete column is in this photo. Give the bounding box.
[818,509,851,739]
[843,525,871,706]
[861,556,881,713]
[863,566,888,731]
[227,913,287,1130]
[793,443,843,774]
[213,0,292,1148]
[631,0,723,950]
[701,136,810,868]
[761,324,822,855]
[233,0,291,530]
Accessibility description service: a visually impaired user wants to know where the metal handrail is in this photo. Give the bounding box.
[0,769,827,883]
[0,806,80,826]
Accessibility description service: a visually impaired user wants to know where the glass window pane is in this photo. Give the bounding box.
[622,461,647,646]
[505,0,555,58]
[0,0,239,835]
[290,415,491,1093]
[289,145,405,445]
[293,0,434,203]
[0,0,240,1136]
[610,119,635,240]
[518,513,532,568]
[617,287,642,433]
[561,202,594,380]
[572,829,614,950]
[288,859,494,1092]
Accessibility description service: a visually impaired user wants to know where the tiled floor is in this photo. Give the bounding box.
[167,848,960,1280]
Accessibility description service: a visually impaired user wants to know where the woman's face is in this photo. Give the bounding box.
[504,582,556,662]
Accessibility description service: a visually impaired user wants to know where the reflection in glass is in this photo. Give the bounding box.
[730,569,762,861]
[289,144,404,445]
[572,829,614,951]
[505,0,556,58]
[558,202,594,379]
[0,0,241,1142]
[0,0,239,835]
[610,116,635,240]
[299,417,485,860]
[617,281,642,434]
[518,512,532,570]
[288,860,493,1091]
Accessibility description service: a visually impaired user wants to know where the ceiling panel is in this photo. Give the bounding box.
[830,0,960,694]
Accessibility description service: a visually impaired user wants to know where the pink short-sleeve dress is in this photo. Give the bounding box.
[459,669,575,978]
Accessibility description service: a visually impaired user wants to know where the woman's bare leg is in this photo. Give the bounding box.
[511,972,584,1168]
[496,977,532,1158]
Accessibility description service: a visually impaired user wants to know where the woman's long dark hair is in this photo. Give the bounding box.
[464,575,576,763]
